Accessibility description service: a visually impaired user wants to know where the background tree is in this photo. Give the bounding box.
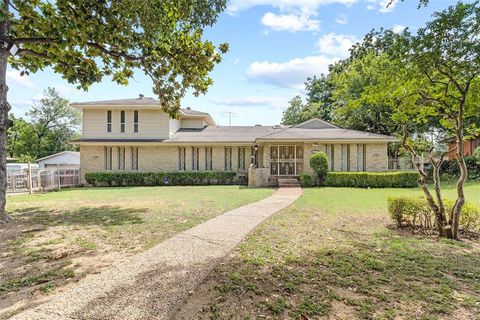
[281,96,304,125]
[0,0,228,222]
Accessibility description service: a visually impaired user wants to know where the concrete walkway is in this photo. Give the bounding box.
[13,187,302,320]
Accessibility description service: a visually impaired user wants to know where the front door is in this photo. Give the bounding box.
[270,145,303,175]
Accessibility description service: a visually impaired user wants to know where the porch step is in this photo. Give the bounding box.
[278,178,300,188]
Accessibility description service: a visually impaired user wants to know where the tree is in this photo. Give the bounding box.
[0,0,228,222]
[358,2,480,239]
[281,96,304,125]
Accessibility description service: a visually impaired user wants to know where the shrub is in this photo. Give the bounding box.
[325,171,419,188]
[299,174,314,187]
[84,171,238,187]
[388,196,480,234]
[387,196,432,229]
[436,157,480,180]
[310,152,329,185]
[474,147,480,165]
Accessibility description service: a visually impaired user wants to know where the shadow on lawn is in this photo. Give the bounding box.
[188,231,480,320]
[11,206,145,227]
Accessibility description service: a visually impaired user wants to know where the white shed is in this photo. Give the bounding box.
[37,151,80,170]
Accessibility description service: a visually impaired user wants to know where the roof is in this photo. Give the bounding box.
[71,138,166,143]
[165,119,396,143]
[37,151,80,162]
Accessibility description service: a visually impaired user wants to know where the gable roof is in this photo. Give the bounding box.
[37,151,80,162]
[294,118,338,129]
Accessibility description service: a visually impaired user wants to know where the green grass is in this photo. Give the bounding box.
[183,183,480,319]
[1,186,274,316]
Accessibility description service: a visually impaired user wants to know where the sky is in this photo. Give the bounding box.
[7,0,460,126]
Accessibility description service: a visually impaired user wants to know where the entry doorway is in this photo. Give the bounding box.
[270,145,303,175]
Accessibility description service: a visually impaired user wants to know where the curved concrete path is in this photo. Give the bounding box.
[13,187,302,320]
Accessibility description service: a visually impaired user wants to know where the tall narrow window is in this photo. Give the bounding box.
[107,110,112,132]
[205,147,212,170]
[131,147,138,170]
[326,144,335,171]
[238,147,246,171]
[341,144,349,172]
[224,147,232,171]
[357,144,366,172]
[134,110,139,133]
[250,147,255,165]
[120,110,125,133]
[118,147,125,170]
[104,147,112,170]
[178,147,186,170]
[192,147,199,171]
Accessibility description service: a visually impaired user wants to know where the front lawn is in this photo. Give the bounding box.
[176,183,480,319]
[0,186,274,318]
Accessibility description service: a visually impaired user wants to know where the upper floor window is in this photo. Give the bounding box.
[134,111,139,133]
[120,110,125,133]
[107,111,112,132]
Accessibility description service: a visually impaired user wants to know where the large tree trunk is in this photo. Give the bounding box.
[0,6,12,223]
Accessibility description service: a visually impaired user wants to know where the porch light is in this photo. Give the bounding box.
[313,143,318,148]
[254,145,258,151]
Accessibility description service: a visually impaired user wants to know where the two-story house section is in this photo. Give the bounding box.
[71,95,397,185]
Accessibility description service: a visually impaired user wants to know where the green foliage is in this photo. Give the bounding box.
[325,172,419,188]
[6,0,228,115]
[474,147,480,165]
[7,88,80,159]
[387,196,432,228]
[310,152,329,184]
[85,171,239,187]
[388,196,480,233]
[437,157,480,181]
[281,75,334,125]
[299,174,314,188]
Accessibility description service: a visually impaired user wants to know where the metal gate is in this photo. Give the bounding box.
[270,145,303,175]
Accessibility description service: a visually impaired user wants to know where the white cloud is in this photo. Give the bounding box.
[227,0,358,14]
[6,70,36,89]
[335,14,348,25]
[364,0,398,13]
[261,12,320,32]
[392,24,406,33]
[246,55,338,89]
[211,96,289,107]
[316,33,358,58]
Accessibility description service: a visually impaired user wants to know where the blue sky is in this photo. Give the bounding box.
[7,0,458,126]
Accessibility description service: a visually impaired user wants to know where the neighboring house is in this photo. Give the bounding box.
[71,96,397,186]
[7,163,39,172]
[37,151,80,170]
[446,136,480,160]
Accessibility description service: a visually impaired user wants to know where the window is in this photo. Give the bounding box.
[341,144,350,171]
[192,147,199,171]
[118,147,125,170]
[107,110,112,132]
[326,144,335,171]
[131,147,138,170]
[178,147,186,170]
[205,147,212,170]
[104,147,112,170]
[251,147,256,165]
[357,144,366,172]
[134,110,139,133]
[238,147,246,171]
[224,147,232,171]
[120,110,125,133]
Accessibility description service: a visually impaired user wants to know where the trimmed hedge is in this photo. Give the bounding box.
[324,171,419,188]
[85,171,239,187]
[299,174,314,187]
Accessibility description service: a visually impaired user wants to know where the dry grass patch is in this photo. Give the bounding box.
[175,184,480,320]
[0,186,274,318]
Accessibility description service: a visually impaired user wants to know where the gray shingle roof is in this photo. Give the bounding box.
[165,125,397,143]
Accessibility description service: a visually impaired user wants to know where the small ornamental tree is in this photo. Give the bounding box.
[310,151,329,186]
[0,0,229,223]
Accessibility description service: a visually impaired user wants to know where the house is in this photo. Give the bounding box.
[447,137,480,160]
[71,96,397,186]
[37,151,80,170]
